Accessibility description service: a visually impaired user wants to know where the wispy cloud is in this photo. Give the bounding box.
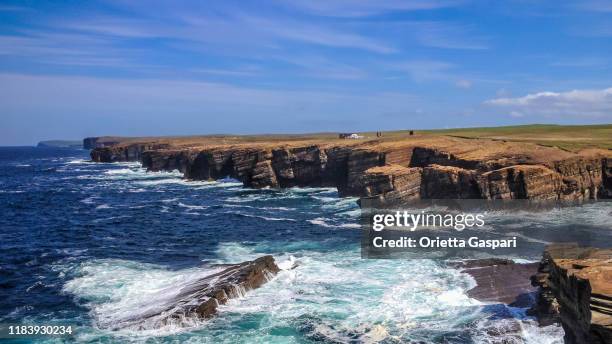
[0,32,134,67]
[56,11,396,54]
[238,14,396,53]
[281,0,464,17]
[484,87,612,118]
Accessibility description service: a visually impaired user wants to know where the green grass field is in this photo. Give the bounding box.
[390,124,612,152]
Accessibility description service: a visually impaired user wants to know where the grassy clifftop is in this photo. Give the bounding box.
[419,124,612,151]
[89,124,612,153]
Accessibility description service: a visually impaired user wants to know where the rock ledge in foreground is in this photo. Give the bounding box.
[455,258,539,307]
[106,255,280,330]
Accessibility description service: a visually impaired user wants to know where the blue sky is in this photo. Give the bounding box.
[1,0,612,145]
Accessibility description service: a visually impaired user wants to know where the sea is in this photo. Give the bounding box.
[2,146,609,343]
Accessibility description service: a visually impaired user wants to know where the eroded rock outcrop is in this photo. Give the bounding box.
[358,165,421,207]
[530,244,612,344]
[106,255,280,330]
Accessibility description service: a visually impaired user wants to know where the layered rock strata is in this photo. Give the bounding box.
[107,255,280,330]
[89,137,612,203]
[530,244,612,344]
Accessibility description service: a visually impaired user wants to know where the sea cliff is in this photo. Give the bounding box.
[530,244,612,344]
[86,135,612,204]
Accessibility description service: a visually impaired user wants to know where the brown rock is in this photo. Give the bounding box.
[458,259,539,307]
[105,255,280,330]
[530,244,612,344]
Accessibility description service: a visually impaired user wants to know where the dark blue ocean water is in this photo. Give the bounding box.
[0,147,587,343]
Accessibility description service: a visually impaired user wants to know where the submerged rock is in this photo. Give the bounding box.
[455,259,539,307]
[104,255,279,331]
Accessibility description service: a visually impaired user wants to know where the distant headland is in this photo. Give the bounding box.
[37,140,83,149]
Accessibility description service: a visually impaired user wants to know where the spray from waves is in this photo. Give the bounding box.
[63,259,226,336]
[471,310,564,344]
[61,251,296,339]
[214,243,485,343]
[60,239,563,343]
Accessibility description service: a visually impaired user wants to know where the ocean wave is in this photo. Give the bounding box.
[222,204,296,211]
[224,211,296,222]
[217,248,482,343]
[177,202,208,210]
[63,259,225,335]
[308,217,360,229]
[66,159,95,165]
[58,240,560,343]
[287,186,337,194]
[135,178,186,186]
[472,313,563,344]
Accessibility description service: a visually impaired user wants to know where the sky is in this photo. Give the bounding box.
[1,0,612,145]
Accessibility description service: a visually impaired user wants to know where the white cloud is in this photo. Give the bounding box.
[484,87,612,119]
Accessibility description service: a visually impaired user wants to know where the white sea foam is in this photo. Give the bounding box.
[222,204,296,211]
[66,159,93,165]
[308,217,360,228]
[472,315,564,344]
[63,259,225,335]
[216,244,482,343]
[177,202,208,210]
[61,242,563,342]
[224,211,296,222]
[287,187,336,194]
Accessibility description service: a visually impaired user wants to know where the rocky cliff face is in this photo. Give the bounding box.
[89,138,612,204]
[530,244,612,344]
